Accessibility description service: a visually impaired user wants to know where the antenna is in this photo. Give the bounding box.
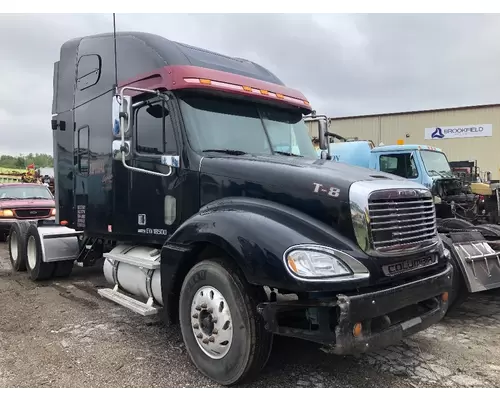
[112,13,118,91]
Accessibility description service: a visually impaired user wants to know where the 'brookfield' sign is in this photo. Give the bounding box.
[425,124,492,140]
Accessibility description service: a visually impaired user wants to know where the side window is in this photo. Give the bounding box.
[135,98,177,155]
[379,153,418,179]
[74,126,90,175]
[76,54,101,91]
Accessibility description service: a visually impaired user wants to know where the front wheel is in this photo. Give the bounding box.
[179,258,273,386]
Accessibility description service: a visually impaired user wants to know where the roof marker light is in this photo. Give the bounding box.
[183,78,311,108]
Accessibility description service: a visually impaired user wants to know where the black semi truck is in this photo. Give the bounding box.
[8,31,453,385]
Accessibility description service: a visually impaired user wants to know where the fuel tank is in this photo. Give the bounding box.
[103,244,163,305]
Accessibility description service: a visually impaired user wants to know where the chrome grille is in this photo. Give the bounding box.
[368,189,437,252]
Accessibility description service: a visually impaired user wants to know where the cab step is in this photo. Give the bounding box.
[97,287,161,316]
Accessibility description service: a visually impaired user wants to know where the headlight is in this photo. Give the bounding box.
[284,245,370,281]
[0,209,14,218]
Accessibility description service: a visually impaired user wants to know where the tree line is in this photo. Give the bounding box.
[0,153,54,169]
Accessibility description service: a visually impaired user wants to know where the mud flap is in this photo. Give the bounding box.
[446,230,500,293]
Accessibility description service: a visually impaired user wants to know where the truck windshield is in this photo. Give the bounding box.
[179,95,318,158]
[420,150,454,178]
[0,185,53,200]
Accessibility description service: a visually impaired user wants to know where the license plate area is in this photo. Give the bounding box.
[382,253,438,277]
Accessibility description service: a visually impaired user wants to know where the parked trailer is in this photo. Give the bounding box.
[8,32,452,385]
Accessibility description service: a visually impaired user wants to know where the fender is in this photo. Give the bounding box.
[160,197,374,307]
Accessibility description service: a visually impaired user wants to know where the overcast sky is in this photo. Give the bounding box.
[1,13,499,155]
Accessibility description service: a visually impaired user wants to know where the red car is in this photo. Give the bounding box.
[0,183,56,239]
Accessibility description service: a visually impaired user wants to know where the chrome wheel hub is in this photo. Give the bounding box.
[191,285,233,359]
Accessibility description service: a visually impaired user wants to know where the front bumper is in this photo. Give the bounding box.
[257,263,453,355]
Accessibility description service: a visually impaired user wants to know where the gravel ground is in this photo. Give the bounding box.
[1,242,500,388]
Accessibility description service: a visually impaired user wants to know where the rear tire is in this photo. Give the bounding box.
[25,224,55,281]
[179,257,273,386]
[8,221,33,272]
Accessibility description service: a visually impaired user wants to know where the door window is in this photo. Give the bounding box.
[135,98,177,155]
[379,153,418,179]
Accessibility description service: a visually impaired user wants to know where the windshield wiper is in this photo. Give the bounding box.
[273,151,303,157]
[0,197,21,200]
[202,149,248,156]
[439,170,455,177]
[428,169,446,178]
[25,196,49,200]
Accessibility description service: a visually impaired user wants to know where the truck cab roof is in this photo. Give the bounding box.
[370,144,443,153]
[54,31,311,116]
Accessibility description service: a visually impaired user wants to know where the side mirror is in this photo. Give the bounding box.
[318,119,328,150]
[112,140,131,161]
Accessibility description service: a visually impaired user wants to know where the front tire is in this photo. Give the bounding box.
[179,258,273,386]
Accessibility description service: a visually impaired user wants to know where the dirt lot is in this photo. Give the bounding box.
[1,242,500,388]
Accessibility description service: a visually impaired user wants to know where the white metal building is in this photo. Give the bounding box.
[306,103,500,179]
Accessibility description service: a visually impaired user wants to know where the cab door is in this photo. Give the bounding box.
[112,95,182,242]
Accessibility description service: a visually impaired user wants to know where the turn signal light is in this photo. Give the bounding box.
[0,209,14,218]
[50,208,56,216]
[353,322,362,337]
[199,78,211,85]
[242,85,252,92]
[287,256,298,273]
[60,220,68,226]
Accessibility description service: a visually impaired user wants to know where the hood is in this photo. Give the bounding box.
[0,198,55,209]
[199,155,412,243]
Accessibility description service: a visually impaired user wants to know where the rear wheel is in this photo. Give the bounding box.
[25,224,55,281]
[8,221,33,272]
[179,257,273,386]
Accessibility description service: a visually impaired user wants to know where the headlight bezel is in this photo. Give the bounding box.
[283,244,370,282]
